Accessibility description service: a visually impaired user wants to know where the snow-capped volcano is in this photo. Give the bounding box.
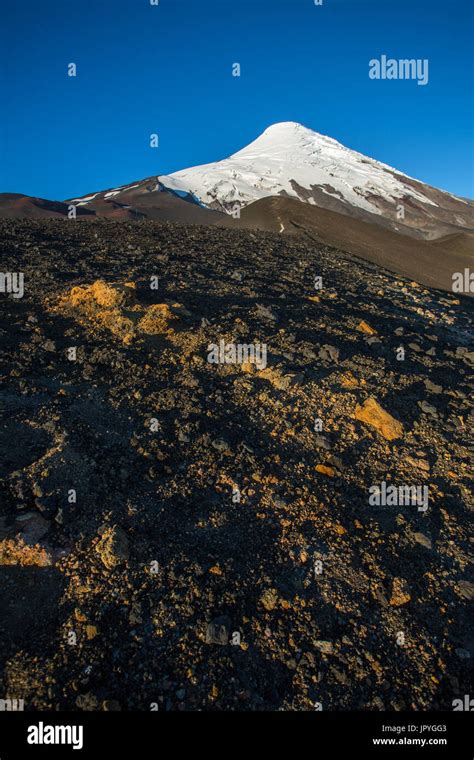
[161,121,424,213]
[159,121,473,239]
[63,121,473,239]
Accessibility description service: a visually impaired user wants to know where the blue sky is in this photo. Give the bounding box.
[1,0,473,200]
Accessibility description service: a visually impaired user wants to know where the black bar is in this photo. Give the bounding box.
[0,711,472,758]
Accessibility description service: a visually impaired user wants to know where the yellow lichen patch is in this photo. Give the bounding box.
[0,537,52,567]
[389,577,411,606]
[315,464,336,477]
[340,371,359,388]
[216,472,237,489]
[51,280,195,348]
[53,280,138,344]
[137,303,179,334]
[69,280,136,309]
[263,474,279,485]
[355,398,404,441]
[95,310,135,344]
[356,320,377,336]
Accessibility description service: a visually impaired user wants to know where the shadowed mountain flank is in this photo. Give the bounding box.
[221,196,474,293]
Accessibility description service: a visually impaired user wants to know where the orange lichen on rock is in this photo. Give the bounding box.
[52,280,192,347]
[0,537,52,567]
[137,303,180,334]
[55,280,137,344]
[354,397,404,440]
[69,280,136,309]
[390,577,411,606]
[315,464,336,477]
[95,310,135,344]
[340,371,359,388]
[356,320,377,335]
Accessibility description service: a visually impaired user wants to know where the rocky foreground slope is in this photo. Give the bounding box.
[0,219,472,711]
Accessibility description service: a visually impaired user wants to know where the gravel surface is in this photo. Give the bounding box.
[0,219,472,711]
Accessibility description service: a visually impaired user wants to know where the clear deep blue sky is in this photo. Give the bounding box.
[1,0,473,200]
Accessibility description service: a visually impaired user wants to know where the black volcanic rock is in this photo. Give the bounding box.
[0,218,472,711]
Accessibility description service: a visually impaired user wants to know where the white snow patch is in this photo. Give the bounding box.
[162,122,440,215]
[69,193,99,204]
